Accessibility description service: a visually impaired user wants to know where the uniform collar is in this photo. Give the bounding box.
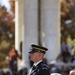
[33,60,42,66]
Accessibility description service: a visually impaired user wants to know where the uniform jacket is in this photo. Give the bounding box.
[29,61,50,75]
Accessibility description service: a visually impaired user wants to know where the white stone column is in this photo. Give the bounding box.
[23,0,38,69]
[15,0,23,54]
[15,0,24,70]
[41,0,60,64]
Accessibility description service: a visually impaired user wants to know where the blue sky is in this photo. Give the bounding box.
[1,0,11,12]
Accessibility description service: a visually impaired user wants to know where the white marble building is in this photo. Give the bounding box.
[15,0,61,69]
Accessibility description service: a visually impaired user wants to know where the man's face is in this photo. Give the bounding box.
[29,52,40,63]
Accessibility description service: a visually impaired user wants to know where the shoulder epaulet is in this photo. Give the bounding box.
[42,64,48,67]
[42,64,49,70]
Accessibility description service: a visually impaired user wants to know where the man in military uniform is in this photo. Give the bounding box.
[28,44,50,75]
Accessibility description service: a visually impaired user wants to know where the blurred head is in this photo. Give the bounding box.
[51,73,61,75]
[11,47,15,51]
[69,70,75,75]
[64,47,68,52]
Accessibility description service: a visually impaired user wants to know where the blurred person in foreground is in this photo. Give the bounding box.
[28,44,50,75]
[51,73,61,75]
[8,47,19,75]
[69,70,75,75]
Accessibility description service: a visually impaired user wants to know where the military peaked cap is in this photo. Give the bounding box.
[29,44,48,54]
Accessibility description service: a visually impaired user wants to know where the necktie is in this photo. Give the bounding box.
[32,65,36,70]
[28,65,36,75]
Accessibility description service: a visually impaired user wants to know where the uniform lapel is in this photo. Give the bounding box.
[28,61,43,75]
[29,65,37,75]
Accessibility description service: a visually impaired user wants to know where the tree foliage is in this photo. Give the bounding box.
[0,0,15,68]
[61,0,75,39]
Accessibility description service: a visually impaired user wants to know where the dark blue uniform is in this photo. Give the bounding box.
[29,61,50,75]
